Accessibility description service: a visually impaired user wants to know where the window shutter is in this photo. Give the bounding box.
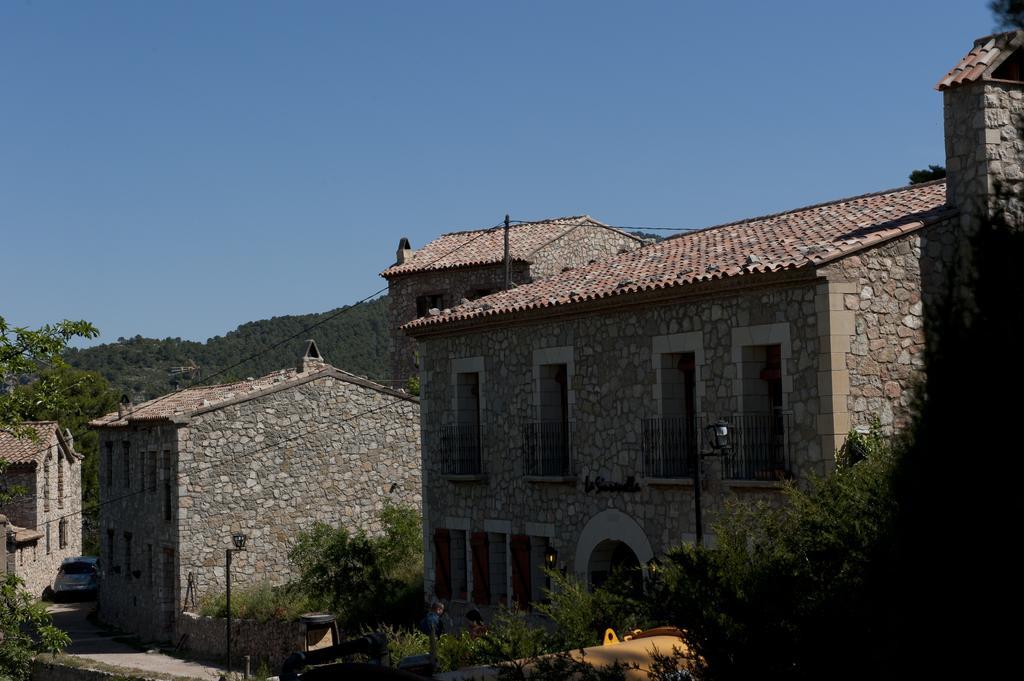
[470,532,490,605]
[510,535,532,610]
[433,528,452,600]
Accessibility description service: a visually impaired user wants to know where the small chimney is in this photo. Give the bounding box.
[396,237,414,265]
[297,339,328,373]
[940,31,1024,229]
[118,394,132,419]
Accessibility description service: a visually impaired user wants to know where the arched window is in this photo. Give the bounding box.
[43,453,52,512]
[57,448,65,509]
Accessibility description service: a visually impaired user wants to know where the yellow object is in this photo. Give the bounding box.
[602,628,620,645]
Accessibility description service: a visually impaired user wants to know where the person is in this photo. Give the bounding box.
[418,601,445,637]
[465,608,487,638]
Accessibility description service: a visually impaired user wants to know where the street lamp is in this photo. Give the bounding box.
[226,533,248,675]
[693,420,731,548]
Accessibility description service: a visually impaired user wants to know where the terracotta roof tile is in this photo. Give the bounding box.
[405,181,952,332]
[937,31,1024,91]
[380,216,640,278]
[0,422,59,465]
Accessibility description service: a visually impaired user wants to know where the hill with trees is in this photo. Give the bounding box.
[64,296,392,401]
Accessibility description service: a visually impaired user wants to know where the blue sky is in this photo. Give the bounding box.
[0,1,995,346]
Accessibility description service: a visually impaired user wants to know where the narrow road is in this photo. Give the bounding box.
[48,601,224,680]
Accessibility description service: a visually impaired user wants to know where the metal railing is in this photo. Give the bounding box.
[522,421,574,476]
[722,413,792,481]
[642,416,701,478]
[437,423,482,475]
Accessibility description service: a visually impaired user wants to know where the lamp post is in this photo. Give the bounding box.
[697,420,731,547]
[225,532,247,675]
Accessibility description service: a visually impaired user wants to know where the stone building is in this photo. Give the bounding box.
[89,342,421,642]
[402,32,1017,619]
[381,216,646,387]
[0,422,84,597]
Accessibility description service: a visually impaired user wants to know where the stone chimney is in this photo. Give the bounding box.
[117,394,132,419]
[396,237,415,265]
[296,339,328,374]
[940,31,1024,231]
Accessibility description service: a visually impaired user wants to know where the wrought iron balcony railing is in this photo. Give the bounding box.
[437,423,482,475]
[722,412,792,481]
[522,421,574,477]
[641,416,701,478]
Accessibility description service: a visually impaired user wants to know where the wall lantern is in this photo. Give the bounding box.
[544,546,558,570]
[647,558,660,576]
[706,419,731,452]
[231,532,247,550]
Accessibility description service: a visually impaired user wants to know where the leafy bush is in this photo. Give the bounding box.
[536,569,650,651]
[198,581,312,622]
[648,434,898,680]
[1,574,71,681]
[289,502,424,628]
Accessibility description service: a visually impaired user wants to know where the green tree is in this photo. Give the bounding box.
[907,164,946,184]
[14,367,119,553]
[289,503,423,628]
[1,574,71,681]
[992,0,1024,28]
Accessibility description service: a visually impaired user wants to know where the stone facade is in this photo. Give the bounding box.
[410,233,943,621]
[0,425,84,598]
[176,611,306,671]
[385,222,645,387]
[94,358,421,642]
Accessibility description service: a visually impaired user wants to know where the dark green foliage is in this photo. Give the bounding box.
[1,573,71,681]
[14,367,119,554]
[991,0,1024,28]
[535,568,650,652]
[908,164,946,184]
[289,503,423,629]
[198,581,313,622]
[648,432,898,681]
[64,297,391,401]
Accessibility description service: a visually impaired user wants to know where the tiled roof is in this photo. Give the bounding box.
[380,216,640,278]
[936,31,1024,91]
[0,422,58,465]
[89,363,414,428]
[8,524,44,544]
[405,181,952,332]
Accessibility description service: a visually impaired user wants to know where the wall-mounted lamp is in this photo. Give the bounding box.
[706,419,731,452]
[544,546,558,570]
[231,532,247,550]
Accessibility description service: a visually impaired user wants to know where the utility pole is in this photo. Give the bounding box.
[503,213,511,290]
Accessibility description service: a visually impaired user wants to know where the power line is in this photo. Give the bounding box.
[4,220,507,504]
[509,218,700,232]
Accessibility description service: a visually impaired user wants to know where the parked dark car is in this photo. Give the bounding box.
[52,556,99,601]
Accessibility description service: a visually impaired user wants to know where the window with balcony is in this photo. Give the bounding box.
[524,361,573,476]
[644,352,697,478]
[439,368,483,475]
[730,343,790,480]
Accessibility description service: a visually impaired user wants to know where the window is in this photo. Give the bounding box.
[147,544,154,588]
[46,523,51,554]
[465,288,494,301]
[141,449,147,490]
[470,533,490,604]
[161,450,172,521]
[124,532,133,579]
[105,442,113,488]
[450,530,468,601]
[510,535,531,610]
[57,449,64,509]
[433,528,452,600]
[526,361,572,476]
[529,536,551,603]
[148,451,160,493]
[59,519,67,549]
[488,532,508,606]
[107,529,115,570]
[122,441,131,489]
[416,293,445,317]
[43,454,52,512]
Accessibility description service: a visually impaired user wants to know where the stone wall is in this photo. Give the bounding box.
[96,422,181,642]
[527,224,644,279]
[32,657,164,681]
[820,232,934,431]
[387,262,533,387]
[1,437,84,598]
[416,274,829,617]
[97,369,420,643]
[177,611,306,672]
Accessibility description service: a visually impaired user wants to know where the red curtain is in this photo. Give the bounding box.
[433,528,451,600]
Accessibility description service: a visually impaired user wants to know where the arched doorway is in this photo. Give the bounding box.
[574,509,654,587]
[587,539,643,596]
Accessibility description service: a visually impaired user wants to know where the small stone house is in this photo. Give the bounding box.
[381,216,646,387]
[89,343,421,642]
[0,422,84,597]
[402,32,1015,620]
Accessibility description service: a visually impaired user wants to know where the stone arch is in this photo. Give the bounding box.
[573,509,653,582]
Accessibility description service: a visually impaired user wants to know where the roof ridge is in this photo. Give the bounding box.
[438,215,592,237]
[664,179,947,242]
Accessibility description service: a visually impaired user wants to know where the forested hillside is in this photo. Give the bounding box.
[65,296,391,401]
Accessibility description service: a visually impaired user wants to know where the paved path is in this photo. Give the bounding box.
[48,602,224,680]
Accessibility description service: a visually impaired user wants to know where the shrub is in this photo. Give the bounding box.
[198,581,311,622]
[1,574,71,681]
[535,569,650,651]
